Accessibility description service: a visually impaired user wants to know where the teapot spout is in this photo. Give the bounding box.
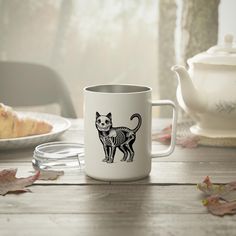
[171,65,206,114]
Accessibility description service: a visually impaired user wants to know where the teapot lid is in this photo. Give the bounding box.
[187,34,236,66]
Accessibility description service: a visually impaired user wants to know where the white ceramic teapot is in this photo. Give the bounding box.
[172,34,236,138]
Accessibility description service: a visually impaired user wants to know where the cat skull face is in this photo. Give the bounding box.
[95,112,112,132]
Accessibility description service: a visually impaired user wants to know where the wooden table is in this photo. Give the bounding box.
[0,119,236,236]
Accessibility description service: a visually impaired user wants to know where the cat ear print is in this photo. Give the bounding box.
[96,112,100,118]
[106,112,112,119]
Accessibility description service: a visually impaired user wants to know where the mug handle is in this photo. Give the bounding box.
[151,100,177,158]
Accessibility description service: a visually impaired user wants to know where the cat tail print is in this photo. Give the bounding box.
[130,113,142,133]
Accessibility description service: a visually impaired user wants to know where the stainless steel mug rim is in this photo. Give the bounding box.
[84,84,152,94]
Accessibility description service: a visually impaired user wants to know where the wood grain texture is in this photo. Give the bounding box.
[1,214,236,236]
[1,161,236,184]
[1,118,236,236]
[0,185,207,214]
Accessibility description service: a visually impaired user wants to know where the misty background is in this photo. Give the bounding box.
[0,0,235,117]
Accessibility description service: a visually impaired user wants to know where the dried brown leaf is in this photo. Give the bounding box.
[152,125,172,144]
[202,196,236,216]
[197,176,236,201]
[176,136,200,148]
[153,124,199,148]
[0,168,39,196]
[197,176,226,195]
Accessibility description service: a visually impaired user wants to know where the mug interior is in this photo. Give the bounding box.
[85,84,151,94]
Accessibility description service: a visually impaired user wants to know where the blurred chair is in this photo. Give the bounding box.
[0,61,77,118]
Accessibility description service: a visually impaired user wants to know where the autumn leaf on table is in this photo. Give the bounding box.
[152,124,199,148]
[197,176,236,202]
[202,196,236,216]
[198,176,236,216]
[152,125,172,144]
[0,168,40,196]
[176,136,200,148]
[197,176,225,195]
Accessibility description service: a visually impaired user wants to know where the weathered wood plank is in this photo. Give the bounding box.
[0,118,235,235]
[0,214,235,236]
[0,185,207,214]
[137,161,236,184]
[1,161,236,184]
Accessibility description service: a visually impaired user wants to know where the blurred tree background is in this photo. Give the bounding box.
[0,0,234,117]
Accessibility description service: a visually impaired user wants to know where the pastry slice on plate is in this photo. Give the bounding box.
[0,103,53,139]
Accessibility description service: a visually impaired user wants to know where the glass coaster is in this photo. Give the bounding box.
[32,142,84,171]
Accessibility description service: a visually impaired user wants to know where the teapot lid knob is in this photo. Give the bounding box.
[224,34,234,47]
[189,34,236,66]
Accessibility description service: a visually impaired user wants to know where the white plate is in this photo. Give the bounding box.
[0,112,71,150]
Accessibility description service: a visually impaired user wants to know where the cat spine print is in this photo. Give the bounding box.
[95,112,142,163]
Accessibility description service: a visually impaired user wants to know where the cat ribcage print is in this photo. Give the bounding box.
[95,112,142,163]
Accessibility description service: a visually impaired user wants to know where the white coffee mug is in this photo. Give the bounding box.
[84,84,177,181]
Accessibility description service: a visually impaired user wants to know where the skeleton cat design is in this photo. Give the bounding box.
[95,112,142,163]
